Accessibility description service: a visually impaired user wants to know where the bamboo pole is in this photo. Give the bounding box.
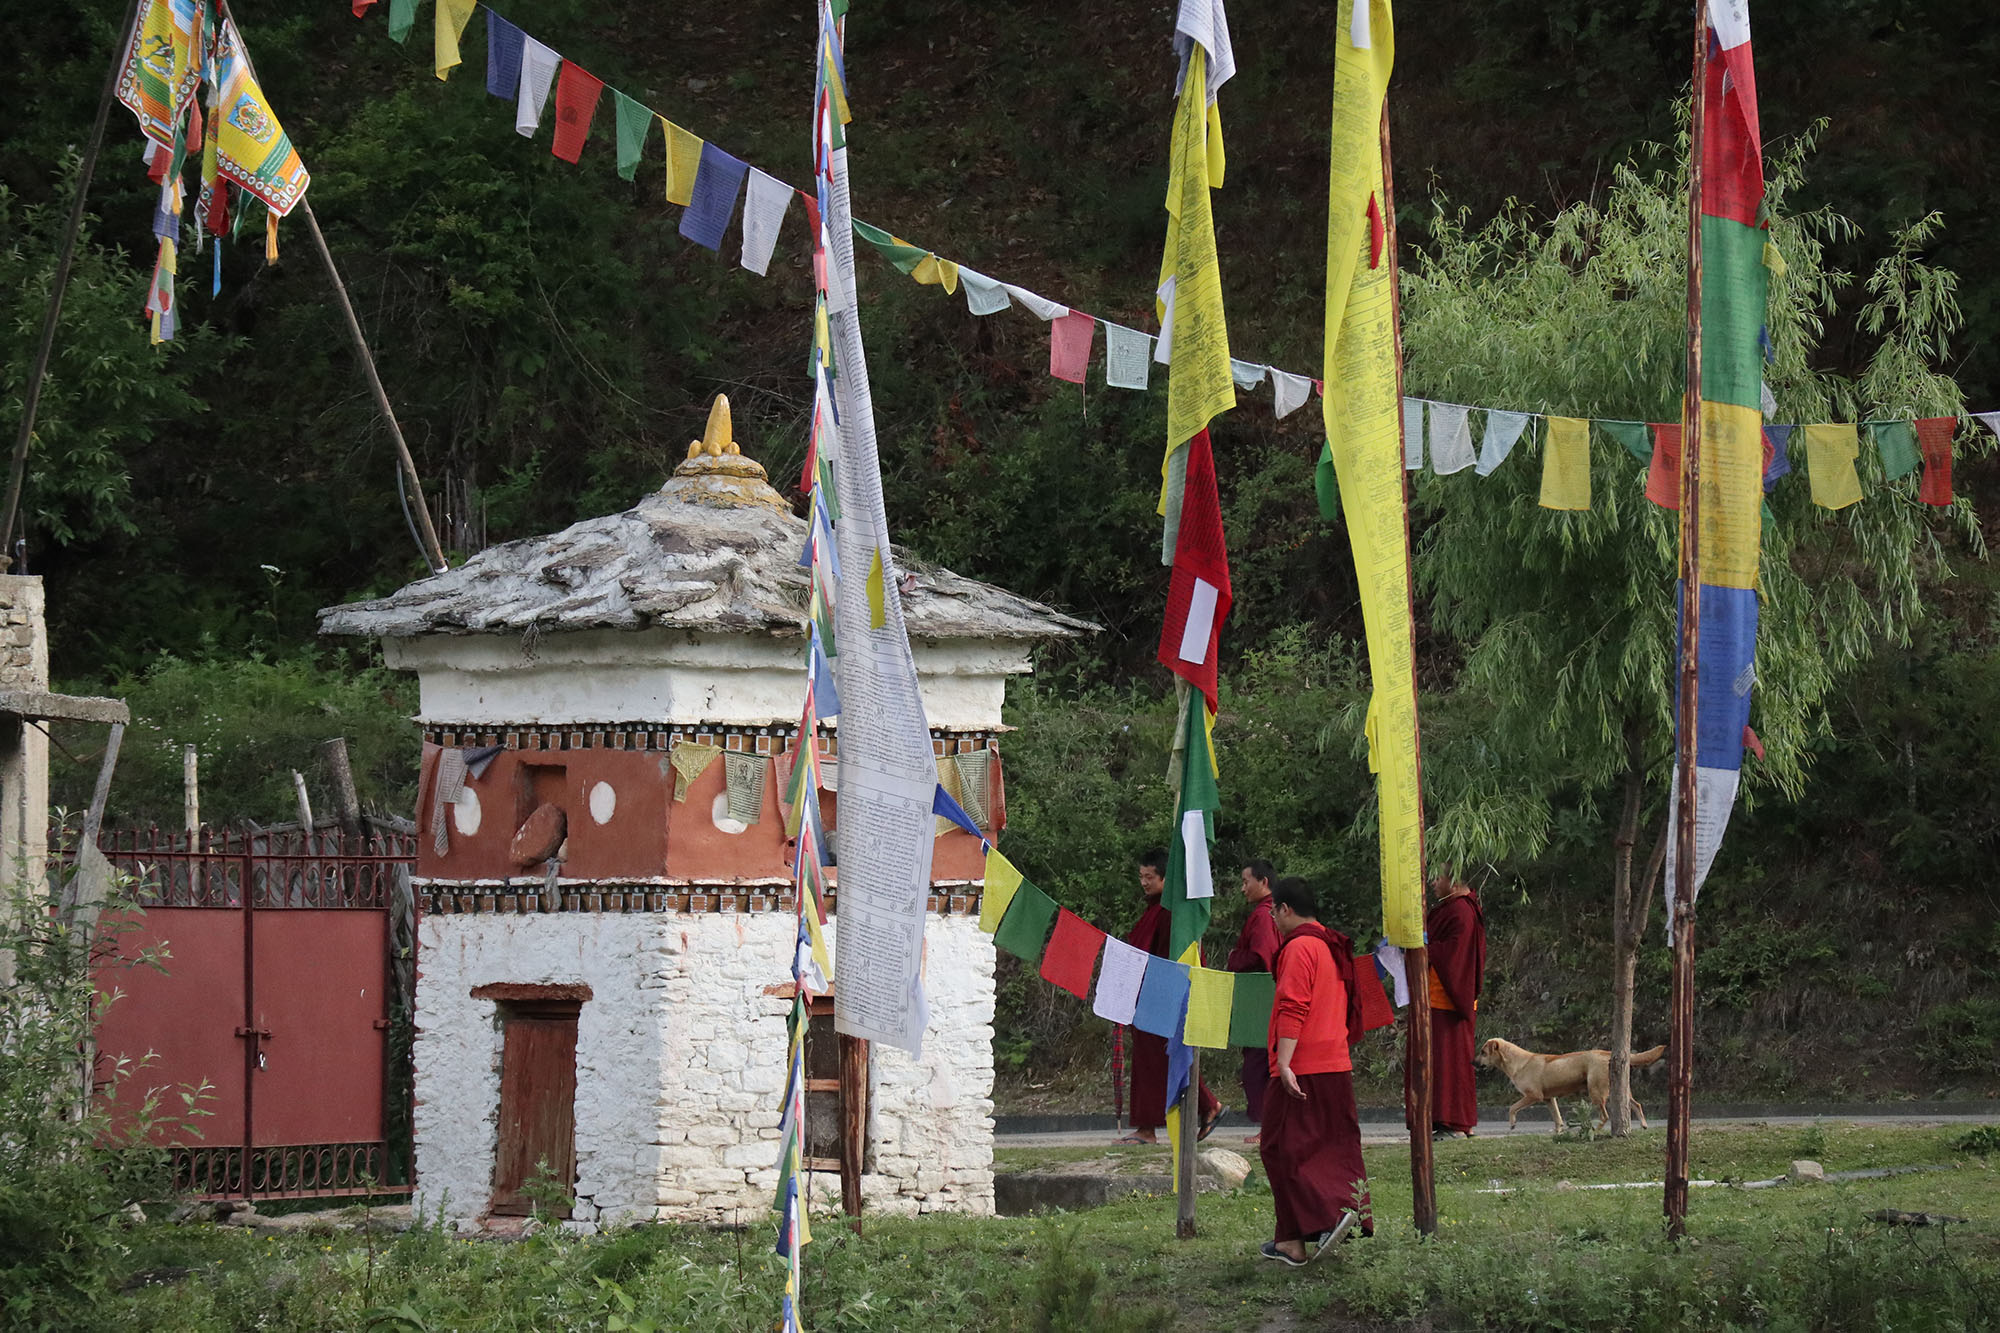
[1,0,147,567]
[1378,102,1437,1239]
[183,742,200,833]
[1665,1,1711,1243]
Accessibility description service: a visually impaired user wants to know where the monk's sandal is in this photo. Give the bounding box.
[1259,1241,1307,1268]
[1312,1211,1359,1259]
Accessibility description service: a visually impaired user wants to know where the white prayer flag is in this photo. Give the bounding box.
[1173,0,1235,101]
[1176,578,1220,664]
[1403,397,1426,471]
[1760,380,1777,418]
[1003,284,1068,322]
[1429,403,1475,475]
[1104,324,1153,390]
[1181,808,1214,900]
[515,39,559,137]
[1230,359,1267,391]
[738,169,792,277]
[959,266,1011,316]
[1092,938,1149,1025]
[1373,939,1409,1008]
[1976,411,2000,440]
[1477,410,1532,476]
[1153,277,1177,365]
[1350,0,1371,48]
[1270,369,1311,419]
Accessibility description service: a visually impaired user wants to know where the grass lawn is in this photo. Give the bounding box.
[99,1124,1998,1332]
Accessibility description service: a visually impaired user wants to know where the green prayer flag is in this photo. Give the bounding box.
[992,880,1058,962]
[1871,421,1920,481]
[388,0,416,43]
[1600,420,1651,464]
[1164,689,1218,961]
[1314,439,1341,521]
[613,92,651,182]
[852,219,928,275]
[1226,971,1276,1049]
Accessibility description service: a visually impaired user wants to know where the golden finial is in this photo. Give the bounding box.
[687,394,741,459]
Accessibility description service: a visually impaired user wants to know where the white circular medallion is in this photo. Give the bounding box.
[451,787,482,836]
[710,792,749,836]
[589,781,617,826]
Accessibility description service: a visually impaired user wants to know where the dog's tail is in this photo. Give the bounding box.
[1629,1044,1668,1068]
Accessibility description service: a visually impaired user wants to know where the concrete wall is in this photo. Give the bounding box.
[412,909,995,1231]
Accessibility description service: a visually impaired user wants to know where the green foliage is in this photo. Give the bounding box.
[1917,997,2000,1079]
[50,648,418,828]
[1023,1227,1170,1333]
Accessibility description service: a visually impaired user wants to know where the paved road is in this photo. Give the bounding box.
[996,1109,2000,1152]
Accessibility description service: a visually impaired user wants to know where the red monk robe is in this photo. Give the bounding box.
[1125,901,1221,1133]
[1406,886,1487,1135]
[1259,921,1370,1242]
[1226,895,1282,1122]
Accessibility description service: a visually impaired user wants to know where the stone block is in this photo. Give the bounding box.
[1789,1159,1826,1183]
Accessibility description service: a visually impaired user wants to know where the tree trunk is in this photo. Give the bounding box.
[1607,717,1646,1137]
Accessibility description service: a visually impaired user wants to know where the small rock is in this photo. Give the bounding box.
[218,1203,259,1227]
[1554,1180,1577,1192]
[119,1203,147,1227]
[1197,1148,1251,1191]
[685,77,711,92]
[1789,1160,1826,1183]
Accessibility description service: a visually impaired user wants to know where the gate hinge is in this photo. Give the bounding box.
[372,1019,391,1031]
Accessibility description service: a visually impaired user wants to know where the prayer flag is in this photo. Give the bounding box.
[1104,324,1153,390]
[1314,439,1340,520]
[1163,685,1220,961]
[1271,369,1311,419]
[118,0,204,148]
[662,120,703,206]
[1976,411,2000,441]
[1402,397,1425,471]
[1647,423,1682,509]
[1183,966,1235,1049]
[516,38,559,137]
[1092,938,1149,1026]
[681,143,749,251]
[434,0,477,80]
[1871,421,1920,481]
[485,11,524,99]
[550,63,603,163]
[1539,415,1591,510]
[388,0,415,44]
[1003,284,1066,321]
[1477,410,1530,476]
[1131,956,1192,1039]
[1762,423,1793,491]
[1915,416,1955,506]
[865,546,886,628]
[1049,310,1095,384]
[208,20,310,216]
[1156,430,1231,711]
[993,880,1058,962]
[1601,419,1651,464]
[1039,909,1106,1001]
[612,91,650,181]
[1801,423,1861,509]
[740,169,792,276]
[1355,959,1395,1031]
[1373,939,1409,1007]
[959,267,1011,316]
[1428,402,1475,475]
[978,847,1023,933]
[1226,970,1275,1048]
[1230,359,1267,390]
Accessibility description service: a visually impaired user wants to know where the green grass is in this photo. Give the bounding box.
[98,1126,2000,1332]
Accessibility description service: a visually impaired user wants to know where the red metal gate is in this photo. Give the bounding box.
[92,828,416,1200]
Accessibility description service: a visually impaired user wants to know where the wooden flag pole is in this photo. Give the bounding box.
[1175,1051,1200,1238]
[1,0,146,568]
[1665,0,1711,1243]
[1377,101,1438,1239]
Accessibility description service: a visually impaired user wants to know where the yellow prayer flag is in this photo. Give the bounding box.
[662,119,704,206]
[1701,400,1764,590]
[866,547,886,629]
[803,892,833,983]
[978,847,1024,934]
[1164,1104,1183,1190]
[1801,422,1863,510]
[434,0,477,80]
[1157,46,1234,471]
[1184,966,1235,1049]
[910,254,960,294]
[1539,415,1592,510]
[1321,0,1422,948]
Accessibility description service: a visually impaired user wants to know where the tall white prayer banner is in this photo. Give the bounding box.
[822,26,938,1058]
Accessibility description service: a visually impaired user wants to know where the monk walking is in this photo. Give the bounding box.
[1228,860,1281,1146]
[1258,877,1369,1265]
[1408,872,1487,1139]
[1116,849,1221,1145]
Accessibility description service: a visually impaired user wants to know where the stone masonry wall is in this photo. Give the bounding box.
[412,909,995,1231]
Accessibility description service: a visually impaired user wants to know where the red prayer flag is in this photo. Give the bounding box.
[1049,310,1095,385]
[1156,429,1233,711]
[1916,415,1955,506]
[1356,961,1395,1032]
[1646,423,1681,510]
[1365,192,1384,270]
[550,62,604,164]
[1039,908,1106,1001]
[351,0,375,15]
[1700,43,1763,228]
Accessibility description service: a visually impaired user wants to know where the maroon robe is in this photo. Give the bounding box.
[1259,923,1369,1241]
[1227,897,1281,1121]
[1405,890,1487,1134]
[1125,899,1220,1131]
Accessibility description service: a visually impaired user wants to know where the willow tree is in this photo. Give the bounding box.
[1400,131,1985,1133]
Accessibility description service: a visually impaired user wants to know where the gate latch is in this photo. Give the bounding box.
[235,1026,271,1070]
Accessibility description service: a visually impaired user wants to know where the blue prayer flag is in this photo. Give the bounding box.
[932,784,982,840]
[680,143,749,252]
[1131,956,1191,1039]
[485,12,525,99]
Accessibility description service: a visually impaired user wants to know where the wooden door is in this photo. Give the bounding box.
[490,1002,579,1217]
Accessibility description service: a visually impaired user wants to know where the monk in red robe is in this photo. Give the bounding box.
[1117,848,1221,1145]
[1406,873,1487,1139]
[1257,876,1369,1265]
[1228,859,1281,1145]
